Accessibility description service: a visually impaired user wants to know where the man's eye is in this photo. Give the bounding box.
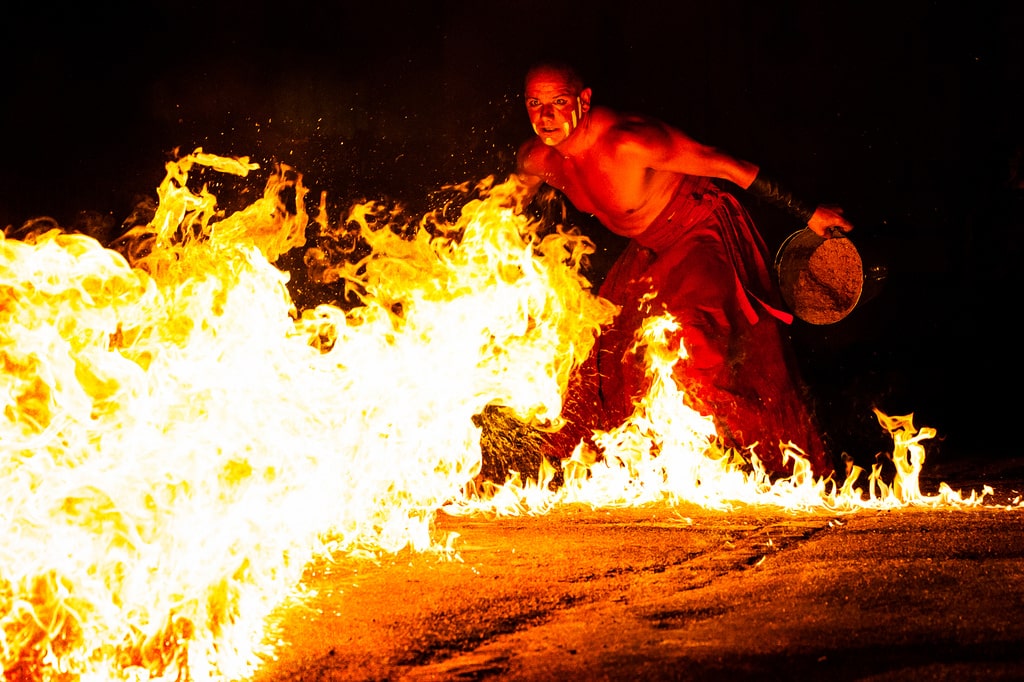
[554,99,567,106]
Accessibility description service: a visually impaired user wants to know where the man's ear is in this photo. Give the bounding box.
[579,87,593,113]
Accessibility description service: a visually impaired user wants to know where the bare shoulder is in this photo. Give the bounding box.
[597,110,674,156]
[516,137,555,175]
[614,112,672,139]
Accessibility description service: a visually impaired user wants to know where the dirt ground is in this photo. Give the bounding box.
[249,456,1024,682]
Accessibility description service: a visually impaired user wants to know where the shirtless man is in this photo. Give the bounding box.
[514,61,853,477]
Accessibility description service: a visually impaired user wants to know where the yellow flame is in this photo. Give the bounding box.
[0,149,1002,681]
[0,151,616,680]
[454,309,993,516]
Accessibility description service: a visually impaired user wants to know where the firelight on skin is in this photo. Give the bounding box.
[525,76,589,146]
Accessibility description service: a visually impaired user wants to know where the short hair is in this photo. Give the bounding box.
[524,60,585,94]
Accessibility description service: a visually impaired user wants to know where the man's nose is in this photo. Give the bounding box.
[539,104,555,119]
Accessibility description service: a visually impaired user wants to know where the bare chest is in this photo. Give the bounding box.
[540,154,667,235]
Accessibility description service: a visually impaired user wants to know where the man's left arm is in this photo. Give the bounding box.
[630,120,855,237]
[745,170,854,237]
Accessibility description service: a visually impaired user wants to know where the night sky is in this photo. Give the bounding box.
[3,1,1022,468]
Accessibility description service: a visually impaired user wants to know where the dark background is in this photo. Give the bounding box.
[2,1,1021,470]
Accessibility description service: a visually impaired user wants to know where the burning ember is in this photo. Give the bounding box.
[0,150,1001,681]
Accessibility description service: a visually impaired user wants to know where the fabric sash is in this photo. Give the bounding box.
[632,178,793,326]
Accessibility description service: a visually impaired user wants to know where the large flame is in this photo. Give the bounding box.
[0,150,1001,681]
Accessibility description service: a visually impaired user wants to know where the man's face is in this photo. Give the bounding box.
[524,69,590,146]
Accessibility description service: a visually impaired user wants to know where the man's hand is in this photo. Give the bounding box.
[808,205,853,237]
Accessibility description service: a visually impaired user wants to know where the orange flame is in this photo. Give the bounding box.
[0,150,1001,681]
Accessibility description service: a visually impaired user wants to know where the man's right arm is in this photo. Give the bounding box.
[507,141,547,212]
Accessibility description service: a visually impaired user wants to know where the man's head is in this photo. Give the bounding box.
[524,61,591,146]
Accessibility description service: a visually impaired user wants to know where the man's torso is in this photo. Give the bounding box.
[520,110,684,237]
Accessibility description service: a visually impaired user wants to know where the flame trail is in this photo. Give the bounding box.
[0,150,997,681]
[0,150,615,680]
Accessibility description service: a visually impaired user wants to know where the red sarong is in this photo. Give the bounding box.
[547,176,829,476]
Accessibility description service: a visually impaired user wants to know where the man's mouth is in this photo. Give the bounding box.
[532,122,562,145]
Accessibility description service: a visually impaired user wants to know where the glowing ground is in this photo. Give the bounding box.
[253,456,1024,681]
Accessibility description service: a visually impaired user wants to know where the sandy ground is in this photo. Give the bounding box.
[248,456,1024,681]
